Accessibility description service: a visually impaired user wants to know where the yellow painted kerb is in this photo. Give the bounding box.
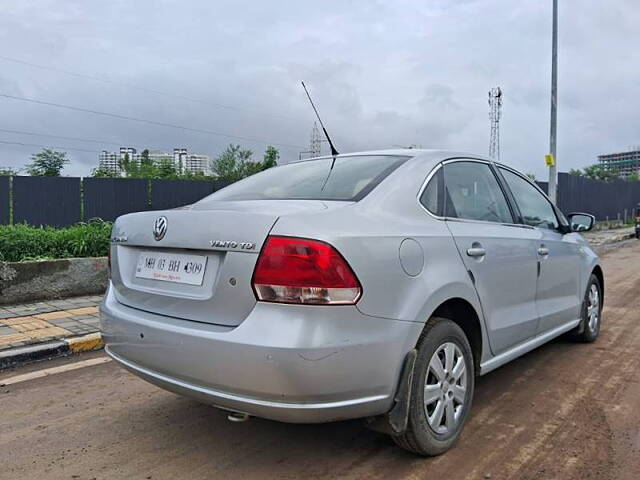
[67,333,103,353]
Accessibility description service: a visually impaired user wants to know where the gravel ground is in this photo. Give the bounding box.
[1,240,639,480]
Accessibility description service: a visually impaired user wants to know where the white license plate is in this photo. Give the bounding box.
[135,251,207,286]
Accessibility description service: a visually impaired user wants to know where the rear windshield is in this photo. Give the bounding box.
[200,155,409,202]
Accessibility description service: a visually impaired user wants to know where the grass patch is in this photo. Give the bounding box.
[0,219,112,262]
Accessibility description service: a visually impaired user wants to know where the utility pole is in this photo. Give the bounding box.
[488,87,502,161]
[548,0,558,203]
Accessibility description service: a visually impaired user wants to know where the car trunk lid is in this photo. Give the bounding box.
[110,201,348,326]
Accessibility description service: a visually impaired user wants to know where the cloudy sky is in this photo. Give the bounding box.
[1,0,638,178]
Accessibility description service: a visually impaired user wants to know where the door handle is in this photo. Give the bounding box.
[537,246,550,256]
[466,247,486,257]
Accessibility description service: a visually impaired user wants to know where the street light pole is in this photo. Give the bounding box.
[548,0,558,203]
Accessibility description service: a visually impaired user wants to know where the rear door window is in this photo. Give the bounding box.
[199,155,409,202]
[443,161,513,223]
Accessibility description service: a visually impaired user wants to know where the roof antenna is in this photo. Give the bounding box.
[301,81,339,157]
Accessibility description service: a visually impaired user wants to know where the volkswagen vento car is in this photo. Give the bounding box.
[101,150,603,456]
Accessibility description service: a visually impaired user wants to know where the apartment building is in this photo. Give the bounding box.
[598,147,640,178]
[98,147,210,175]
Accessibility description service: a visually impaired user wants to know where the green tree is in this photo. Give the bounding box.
[140,149,152,167]
[582,164,618,182]
[156,158,178,178]
[568,168,584,177]
[211,144,255,182]
[177,170,205,180]
[525,172,536,181]
[627,171,640,182]
[0,167,19,176]
[120,151,153,178]
[26,149,69,176]
[240,162,263,178]
[117,150,184,179]
[210,144,279,183]
[120,154,141,177]
[91,167,121,178]
[119,152,131,173]
[262,146,279,169]
[128,149,158,178]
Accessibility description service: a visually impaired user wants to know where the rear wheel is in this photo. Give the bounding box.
[393,317,475,456]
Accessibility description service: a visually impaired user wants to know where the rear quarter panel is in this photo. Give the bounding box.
[270,155,491,361]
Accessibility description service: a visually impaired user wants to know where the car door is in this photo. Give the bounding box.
[498,167,583,334]
[441,160,541,355]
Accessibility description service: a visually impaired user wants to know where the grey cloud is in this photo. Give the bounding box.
[0,0,638,179]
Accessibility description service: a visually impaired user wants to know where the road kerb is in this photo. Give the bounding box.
[0,332,103,370]
[67,332,103,353]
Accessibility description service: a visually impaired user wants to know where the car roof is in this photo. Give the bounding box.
[293,149,528,178]
[294,148,494,164]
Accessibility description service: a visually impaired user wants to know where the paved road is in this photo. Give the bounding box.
[2,241,640,480]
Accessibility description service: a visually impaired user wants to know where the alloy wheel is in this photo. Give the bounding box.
[423,342,468,435]
[587,283,600,332]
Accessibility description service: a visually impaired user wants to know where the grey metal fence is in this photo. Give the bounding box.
[536,181,549,195]
[3,172,634,227]
[0,177,225,227]
[0,176,9,225]
[13,176,81,227]
[84,177,149,222]
[557,172,640,222]
[150,179,214,211]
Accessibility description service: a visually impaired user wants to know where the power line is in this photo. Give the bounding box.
[0,127,121,146]
[0,139,102,154]
[0,54,298,122]
[0,127,169,153]
[0,93,305,149]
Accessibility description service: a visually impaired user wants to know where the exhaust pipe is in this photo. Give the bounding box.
[227,411,250,423]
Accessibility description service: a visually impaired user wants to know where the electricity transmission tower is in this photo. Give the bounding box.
[299,122,323,159]
[488,87,503,161]
[310,121,321,157]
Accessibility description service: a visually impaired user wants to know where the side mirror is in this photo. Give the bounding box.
[567,213,595,233]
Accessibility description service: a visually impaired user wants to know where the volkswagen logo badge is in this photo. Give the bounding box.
[153,216,168,241]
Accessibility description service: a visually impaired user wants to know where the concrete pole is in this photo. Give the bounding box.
[548,0,558,203]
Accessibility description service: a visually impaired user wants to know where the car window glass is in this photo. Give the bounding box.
[499,168,559,230]
[198,155,409,202]
[443,162,513,223]
[419,167,442,216]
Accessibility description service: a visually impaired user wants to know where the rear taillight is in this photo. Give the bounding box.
[252,236,362,305]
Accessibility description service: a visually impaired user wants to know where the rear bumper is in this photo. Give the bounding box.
[100,285,422,423]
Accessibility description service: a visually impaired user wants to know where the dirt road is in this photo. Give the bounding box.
[2,241,640,480]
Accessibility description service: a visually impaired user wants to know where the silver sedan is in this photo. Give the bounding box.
[101,149,603,456]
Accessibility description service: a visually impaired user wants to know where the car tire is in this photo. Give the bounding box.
[570,274,602,343]
[392,317,475,456]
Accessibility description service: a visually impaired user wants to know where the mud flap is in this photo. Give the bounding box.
[363,349,417,436]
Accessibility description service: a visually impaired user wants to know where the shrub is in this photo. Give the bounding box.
[0,219,112,262]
